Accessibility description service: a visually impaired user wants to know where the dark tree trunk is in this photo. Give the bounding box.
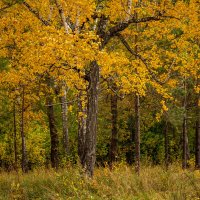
[134,8,141,174]
[78,91,87,165]
[46,75,59,169]
[182,79,189,169]
[109,92,118,168]
[20,87,28,173]
[13,103,18,170]
[135,94,140,175]
[60,85,69,154]
[195,93,200,169]
[46,96,59,169]
[164,121,169,169]
[83,61,99,177]
[182,116,189,169]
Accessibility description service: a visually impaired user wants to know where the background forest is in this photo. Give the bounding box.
[0,0,199,183]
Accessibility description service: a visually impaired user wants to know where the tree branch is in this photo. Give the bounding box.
[102,14,178,46]
[54,0,69,33]
[117,33,174,85]
[102,16,160,46]
[22,2,50,26]
[0,5,12,12]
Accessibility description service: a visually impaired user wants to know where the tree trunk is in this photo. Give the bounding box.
[60,85,69,154]
[13,103,18,170]
[46,95,59,169]
[126,0,132,20]
[182,116,189,169]
[109,92,118,168]
[83,61,99,177]
[78,91,87,165]
[182,79,189,169]
[195,93,200,169]
[135,94,140,175]
[134,6,141,175]
[46,75,59,169]
[164,121,169,169]
[20,87,28,173]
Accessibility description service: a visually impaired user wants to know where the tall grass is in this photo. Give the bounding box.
[0,164,200,200]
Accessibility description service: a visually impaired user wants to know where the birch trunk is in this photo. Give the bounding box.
[54,0,69,33]
[60,85,69,154]
[78,91,87,166]
[126,0,132,20]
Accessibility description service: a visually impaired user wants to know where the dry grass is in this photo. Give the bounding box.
[0,164,200,200]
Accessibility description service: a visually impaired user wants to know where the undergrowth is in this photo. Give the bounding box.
[0,164,200,200]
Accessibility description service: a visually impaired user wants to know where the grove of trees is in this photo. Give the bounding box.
[0,0,199,177]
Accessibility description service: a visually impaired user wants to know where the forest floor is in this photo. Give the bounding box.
[0,163,200,200]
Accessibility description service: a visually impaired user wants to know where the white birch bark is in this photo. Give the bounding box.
[54,0,70,33]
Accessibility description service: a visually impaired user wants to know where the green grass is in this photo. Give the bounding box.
[0,164,200,200]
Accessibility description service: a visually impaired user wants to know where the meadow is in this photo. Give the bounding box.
[1,164,200,200]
